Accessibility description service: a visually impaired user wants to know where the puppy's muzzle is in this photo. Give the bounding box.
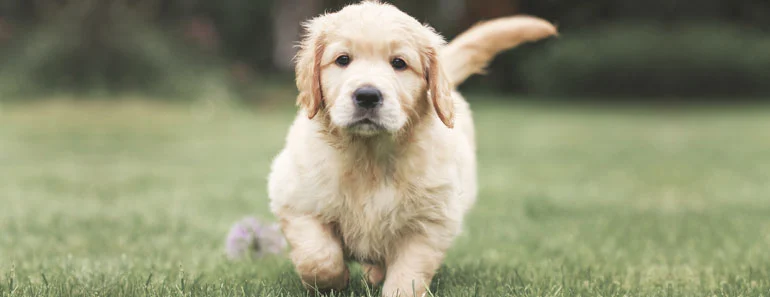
[353,86,383,110]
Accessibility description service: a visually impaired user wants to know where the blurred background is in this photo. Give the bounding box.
[2,2,770,295]
[1,0,769,103]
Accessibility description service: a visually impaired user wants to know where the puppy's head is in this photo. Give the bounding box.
[295,1,454,137]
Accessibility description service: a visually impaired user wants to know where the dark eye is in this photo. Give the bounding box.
[335,55,351,67]
[391,58,407,70]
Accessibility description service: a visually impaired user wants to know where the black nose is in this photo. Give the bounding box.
[353,86,383,109]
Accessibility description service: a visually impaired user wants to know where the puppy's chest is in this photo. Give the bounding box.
[326,181,444,261]
[333,183,406,229]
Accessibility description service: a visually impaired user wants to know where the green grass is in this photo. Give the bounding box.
[1,97,770,296]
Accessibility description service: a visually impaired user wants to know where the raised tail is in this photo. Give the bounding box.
[440,16,558,87]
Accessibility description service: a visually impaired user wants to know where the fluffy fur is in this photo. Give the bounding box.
[268,2,556,296]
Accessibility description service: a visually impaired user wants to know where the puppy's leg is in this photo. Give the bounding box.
[280,215,349,292]
[362,263,386,285]
[381,236,446,297]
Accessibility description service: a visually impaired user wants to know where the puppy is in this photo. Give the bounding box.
[268,1,556,296]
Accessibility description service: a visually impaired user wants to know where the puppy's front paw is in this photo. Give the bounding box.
[362,263,385,285]
[295,254,349,293]
[281,215,350,292]
[381,280,428,297]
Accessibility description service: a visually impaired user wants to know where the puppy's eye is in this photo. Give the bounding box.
[335,55,351,67]
[390,58,407,70]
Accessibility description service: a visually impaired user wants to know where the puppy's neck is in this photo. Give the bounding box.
[337,132,402,166]
[314,105,437,185]
[318,123,411,182]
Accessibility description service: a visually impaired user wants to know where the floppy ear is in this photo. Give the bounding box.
[425,48,455,128]
[295,30,325,119]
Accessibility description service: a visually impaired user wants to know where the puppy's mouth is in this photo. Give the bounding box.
[347,118,387,135]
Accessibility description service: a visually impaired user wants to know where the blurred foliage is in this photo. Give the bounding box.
[466,0,770,97]
[0,1,237,100]
[0,0,768,100]
[521,23,770,99]
[0,22,223,100]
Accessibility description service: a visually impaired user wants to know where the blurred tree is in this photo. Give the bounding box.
[436,0,466,35]
[463,0,518,26]
[273,0,321,72]
[1,0,769,99]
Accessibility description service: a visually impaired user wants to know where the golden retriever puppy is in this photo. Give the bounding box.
[268,1,556,296]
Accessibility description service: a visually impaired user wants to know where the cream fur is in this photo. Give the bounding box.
[268,1,556,296]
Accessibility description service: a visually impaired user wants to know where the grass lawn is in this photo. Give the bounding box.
[1,97,769,296]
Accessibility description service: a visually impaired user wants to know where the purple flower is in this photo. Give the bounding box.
[225,217,287,260]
